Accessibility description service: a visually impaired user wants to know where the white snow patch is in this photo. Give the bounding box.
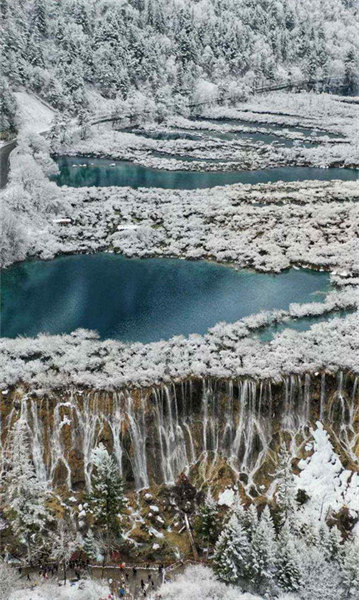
[296,422,359,517]
[218,488,235,507]
[14,92,55,134]
[159,565,264,599]
[9,579,110,600]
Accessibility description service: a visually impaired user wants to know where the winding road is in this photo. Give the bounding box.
[0,139,16,189]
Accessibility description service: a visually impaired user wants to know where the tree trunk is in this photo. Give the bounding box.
[184,513,199,560]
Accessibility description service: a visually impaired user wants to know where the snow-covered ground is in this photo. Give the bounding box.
[159,565,262,599]
[14,92,55,135]
[297,422,359,517]
[8,579,110,600]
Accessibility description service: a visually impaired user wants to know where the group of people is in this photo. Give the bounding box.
[18,558,168,599]
[105,563,167,599]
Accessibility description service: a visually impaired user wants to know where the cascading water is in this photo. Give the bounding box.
[1,373,358,493]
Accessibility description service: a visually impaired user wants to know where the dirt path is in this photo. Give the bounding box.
[91,563,186,599]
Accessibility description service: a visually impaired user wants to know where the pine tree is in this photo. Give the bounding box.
[87,444,126,561]
[33,0,47,36]
[197,491,219,556]
[275,445,298,526]
[341,538,359,598]
[83,529,99,562]
[344,49,357,95]
[249,506,277,591]
[2,418,52,563]
[276,522,302,592]
[318,522,343,564]
[245,503,259,542]
[0,77,17,132]
[214,512,250,585]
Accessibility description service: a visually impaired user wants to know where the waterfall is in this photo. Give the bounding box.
[1,372,358,493]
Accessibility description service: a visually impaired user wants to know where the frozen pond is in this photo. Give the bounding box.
[1,254,331,342]
[52,156,359,189]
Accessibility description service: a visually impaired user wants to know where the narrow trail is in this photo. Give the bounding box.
[0,139,16,189]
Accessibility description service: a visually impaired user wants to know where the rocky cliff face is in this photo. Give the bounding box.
[1,372,358,499]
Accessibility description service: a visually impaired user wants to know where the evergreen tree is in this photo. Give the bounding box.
[2,419,52,563]
[276,522,302,592]
[341,538,359,598]
[344,49,357,95]
[318,522,343,564]
[275,445,298,526]
[83,529,99,562]
[33,0,47,36]
[87,444,126,561]
[245,503,259,542]
[197,491,219,556]
[214,512,250,585]
[249,506,277,591]
[0,77,17,132]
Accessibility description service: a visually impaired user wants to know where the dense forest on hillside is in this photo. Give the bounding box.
[1,0,359,131]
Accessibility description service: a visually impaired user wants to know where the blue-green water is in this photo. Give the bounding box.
[1,254,331,342]
[125,127,312,147]
[52,156,359,189]
[258,310,352,342]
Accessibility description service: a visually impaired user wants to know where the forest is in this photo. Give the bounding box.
[1,0,358,133]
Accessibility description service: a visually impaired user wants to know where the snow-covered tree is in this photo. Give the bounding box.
[197,491,219,555]
[2,418,52,563]
[83,529,99,562]
[0,77,17,132]
[87,444,126,559]
[275,444,298,526]
[49,516,80,583]
[341,537,359,598]
[249,505,277,591]
[276,522,303,592]
[214,511,250,585]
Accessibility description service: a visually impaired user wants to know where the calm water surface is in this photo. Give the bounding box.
[53,156,359,189]
[1,254,331,342]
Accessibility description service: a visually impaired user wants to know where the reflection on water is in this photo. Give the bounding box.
[52,156,359,189]
[1,253,331,342]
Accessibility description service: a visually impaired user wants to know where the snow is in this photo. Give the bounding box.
[218,488,236,507]
[1,311,358,391]
[158,565,264,599]
[14,92,55,135]
[296,422,359,518]
[9,580,110,600]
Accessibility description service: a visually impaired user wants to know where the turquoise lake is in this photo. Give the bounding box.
[52,156,359,189]
[1,254,330,343]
